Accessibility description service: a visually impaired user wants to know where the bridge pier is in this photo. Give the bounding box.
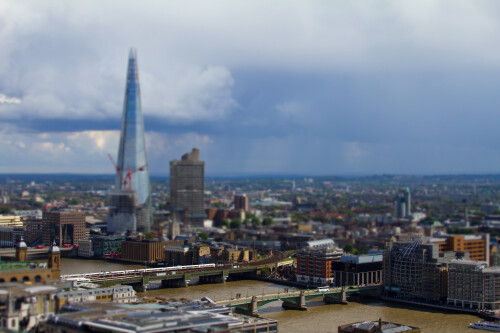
[234,296,260,317]
[127,277,150,292]
[282,291,307,311]
[323,289,348,305]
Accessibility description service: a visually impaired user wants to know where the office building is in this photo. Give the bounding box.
[395,187,411,219]
[114,49,152,232]
[234,194,249,211]
[24,218,43,245]
[42,211,86,247]
[91,235,125,258]
[107,190,137,234]
[170,148,205,227]
[296,246,344,285]
[121,239,183,264]
[383,240,452,303]
[430,234,489,262]
[332,253,383,287]
[447,260,500,311]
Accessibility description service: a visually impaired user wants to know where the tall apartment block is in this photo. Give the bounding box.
[234,194,249,211]
[395,187,411,218]
[170,148,205,228]
[112,49,152,233]
[42,211,86,247]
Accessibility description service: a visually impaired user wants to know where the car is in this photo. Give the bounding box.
[36,245,45,249]
[316,286,330,292]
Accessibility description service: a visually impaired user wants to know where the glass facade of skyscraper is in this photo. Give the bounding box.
[115,49,152,232]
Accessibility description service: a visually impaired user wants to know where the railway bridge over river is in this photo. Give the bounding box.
[73,256,289,292]
[217,285,381,316]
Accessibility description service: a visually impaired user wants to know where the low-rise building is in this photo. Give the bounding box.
[0,283,61,331]
[56,286,136,305]
[164,244,211,266]
[40,298,278,332]
[78,239,94,257]
[0,241,61,284]
[91,235,124,257]
[210,245,255,265]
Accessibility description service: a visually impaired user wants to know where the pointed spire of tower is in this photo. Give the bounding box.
[113,49,152,233]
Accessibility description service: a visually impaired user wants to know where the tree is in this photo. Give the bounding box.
[0,206,12,214]
[198,232,208,241]
[251,216,261,226]
[67,198,79,205]
[344,244,358,254]
[144,232,154,240]
[220,218,230,228]
[262,217,274,226]
[230,218,242,229]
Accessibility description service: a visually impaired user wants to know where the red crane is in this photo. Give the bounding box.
[122,164,147,190]
[108,153,147,190]
[108,153,123,183]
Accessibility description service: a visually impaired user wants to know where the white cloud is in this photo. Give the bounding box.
[0,94,21,104]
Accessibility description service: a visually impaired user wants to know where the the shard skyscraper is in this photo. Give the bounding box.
[112,49,152,232]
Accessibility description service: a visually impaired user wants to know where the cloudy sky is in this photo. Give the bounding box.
[2,1,500,176]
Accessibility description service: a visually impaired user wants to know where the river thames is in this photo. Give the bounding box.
[62,259,480,332]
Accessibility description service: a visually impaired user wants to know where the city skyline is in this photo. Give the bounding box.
[2,2,500,175]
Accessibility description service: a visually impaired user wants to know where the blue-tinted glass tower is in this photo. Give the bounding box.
[115,49,152,232]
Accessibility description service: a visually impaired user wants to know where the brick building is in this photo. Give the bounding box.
[164,244,211,266]
[121,239,183,264]
[24,218,43,245]
[42,211,86,247]
[431,234,489,262]
[296,246,343,285]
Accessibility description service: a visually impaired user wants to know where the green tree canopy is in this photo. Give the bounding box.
[230,218,242,229]
[262,217,274,226]
[220,218,230,228]
[198,232,209,241]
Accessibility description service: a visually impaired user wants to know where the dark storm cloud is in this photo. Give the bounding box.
[1,1,500,174]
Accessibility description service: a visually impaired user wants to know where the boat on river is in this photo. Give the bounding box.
[470,321,500,331]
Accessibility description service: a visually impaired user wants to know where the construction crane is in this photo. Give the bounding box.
[108,154,147,190]
[122,164,147,190]
[108,154,123,187]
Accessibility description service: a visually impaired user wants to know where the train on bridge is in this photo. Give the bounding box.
[60,264,216,281]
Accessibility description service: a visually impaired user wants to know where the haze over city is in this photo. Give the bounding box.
[1,1,500,175]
